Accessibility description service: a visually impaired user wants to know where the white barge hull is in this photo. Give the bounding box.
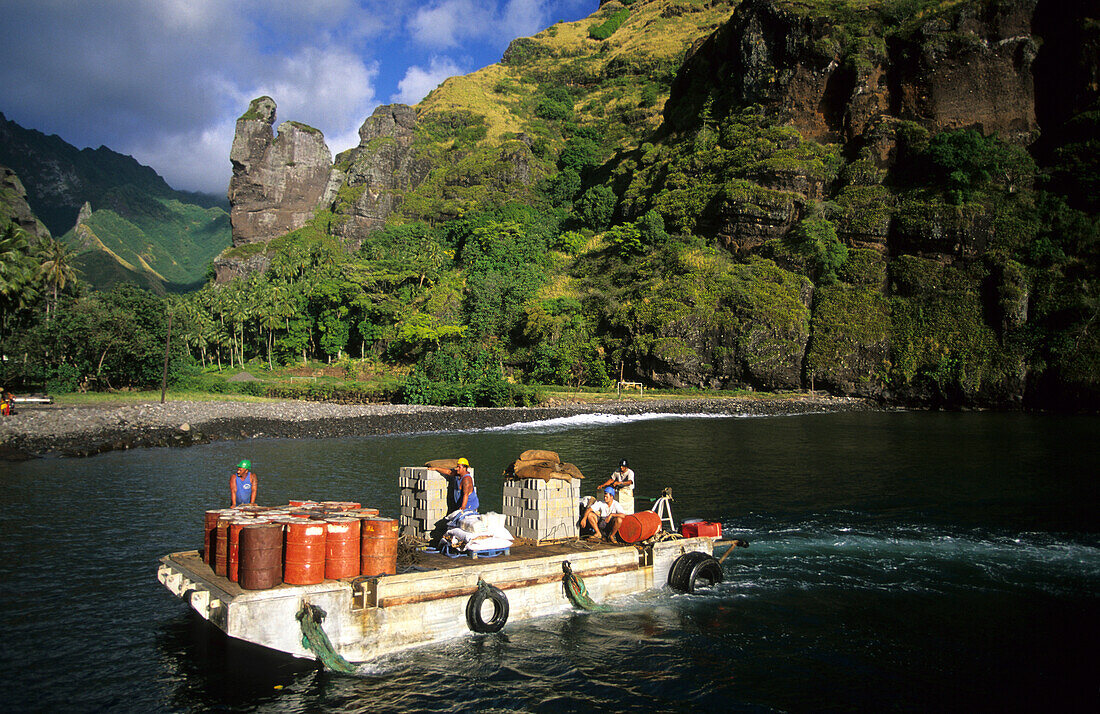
[158,537,715,662]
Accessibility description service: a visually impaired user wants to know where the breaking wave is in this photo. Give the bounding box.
[483,411,751,433]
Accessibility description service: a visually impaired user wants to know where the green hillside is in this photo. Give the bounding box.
[219,0,1091,410]
[0,112,230,293]
[384,0,736,224]
[63,197,229,292]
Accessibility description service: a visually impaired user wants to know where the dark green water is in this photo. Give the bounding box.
[1,411,1097,712]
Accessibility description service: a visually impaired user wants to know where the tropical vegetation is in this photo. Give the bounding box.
[1,0,1097,410]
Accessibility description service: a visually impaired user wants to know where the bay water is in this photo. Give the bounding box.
[1,410,1097,712]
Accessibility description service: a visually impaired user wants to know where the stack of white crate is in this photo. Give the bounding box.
[398,466,450,539]
[503,477,580,542]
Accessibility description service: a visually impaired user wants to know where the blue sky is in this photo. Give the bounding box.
[0,0,595,196]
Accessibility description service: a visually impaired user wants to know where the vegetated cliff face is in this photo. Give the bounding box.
[620,0,1097,406]
[668,0,1039,146]
[330,104,431,249]
[218,0,1096,408]
[0,165,51,240]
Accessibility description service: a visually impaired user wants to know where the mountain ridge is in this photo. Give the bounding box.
[0,111,231,293]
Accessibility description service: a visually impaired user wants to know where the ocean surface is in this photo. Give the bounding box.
[1,410,1097,712]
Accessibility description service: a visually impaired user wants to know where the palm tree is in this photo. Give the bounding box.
[0,224,36,301]
[36,236,78,324]
[0,224,40,344]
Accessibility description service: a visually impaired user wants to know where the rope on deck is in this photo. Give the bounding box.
[562,560,610,612]
[296,602,358,674]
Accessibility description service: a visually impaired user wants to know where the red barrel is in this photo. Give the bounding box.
[228,519,252,582]
[239,523,283,590]
[325,517,361,579]
[214,517,232,576]
[203,509,224,564]
[284,520,327,585]
[360,517,398,576]
[616,511,662,543]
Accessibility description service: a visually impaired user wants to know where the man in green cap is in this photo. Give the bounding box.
[230,459,257,507]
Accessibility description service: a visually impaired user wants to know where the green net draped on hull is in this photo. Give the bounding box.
[562,561,610,612]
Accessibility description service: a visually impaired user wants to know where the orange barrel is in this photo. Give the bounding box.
[355,507,380,517]
[239,523,284,590]
[284,520,327,585]
[360,517,398,576]
[203,509,224,563]
[324,517,361,579]
[228,519,252,582]
[214,516,232,576]
[616,511,662,543]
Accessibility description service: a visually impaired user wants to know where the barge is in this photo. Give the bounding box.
[157,535,724,663]
[158,459,733,664]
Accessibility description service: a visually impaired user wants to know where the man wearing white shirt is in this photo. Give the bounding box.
[579,487,627,542]
[599,458,635,514]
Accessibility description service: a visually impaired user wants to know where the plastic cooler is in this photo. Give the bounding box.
[680,520,721,538]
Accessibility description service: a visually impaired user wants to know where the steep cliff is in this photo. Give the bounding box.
[227,97,335,246]
[329,104,431,249]
[616,0,1097,405]
[0,165,51,241]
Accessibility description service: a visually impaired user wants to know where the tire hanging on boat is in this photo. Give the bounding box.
[668,551,724,593]
[466,579,509,633]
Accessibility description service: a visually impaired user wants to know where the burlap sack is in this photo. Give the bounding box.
[519,449,560,463]
[508,458,557,474]
[512,463,553,480]
[425,458,461,470]
[558,462,584,479]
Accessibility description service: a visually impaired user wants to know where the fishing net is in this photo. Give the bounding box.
[296,603,358,674]
[562,561,610,612]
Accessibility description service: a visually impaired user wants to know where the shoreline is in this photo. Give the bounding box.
[0,393,878,460]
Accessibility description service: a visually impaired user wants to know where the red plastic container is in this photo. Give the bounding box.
[680,521,722,538]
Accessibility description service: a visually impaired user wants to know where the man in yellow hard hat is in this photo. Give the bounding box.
[439,457,480,513]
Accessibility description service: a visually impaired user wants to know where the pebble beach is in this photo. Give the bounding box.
[0,394,876,460]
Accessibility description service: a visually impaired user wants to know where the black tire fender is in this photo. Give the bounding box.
[684,555,723,593]
[668,551,723,593]
[466,583,509,633]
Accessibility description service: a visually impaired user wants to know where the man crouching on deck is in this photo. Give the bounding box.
[579,487,627,542]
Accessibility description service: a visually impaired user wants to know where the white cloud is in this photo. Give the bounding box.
[391,56,465,105]
[501,0,553,39]
[408,0,557,50]
[408,0,487,49]
[126,120,238,196]
[239,47,380,139]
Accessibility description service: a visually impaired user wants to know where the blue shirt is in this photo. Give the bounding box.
[451,470,479,512]
[233,472,253,504]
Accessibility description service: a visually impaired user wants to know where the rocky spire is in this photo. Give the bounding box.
[227,97,334,246]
